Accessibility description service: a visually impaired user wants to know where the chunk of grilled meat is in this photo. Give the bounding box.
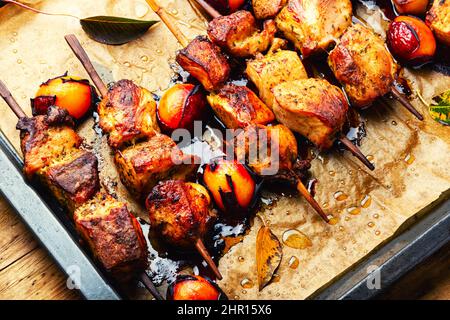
[276,0,352,57]
[146,180,216,247]
[41,149,99,212]
[115,133,199,198]
[246,50,308,109]
[98,79,160,149]
[207,84,275,129]
[74,193,148,280]
[176,36,231,91]
[207,10,277,57]
[272,79,348,149]
[16,106,81,178]
[234,124,298,175]
[426,0,450,46]
[253,0,287,19]
[328,24,397,108]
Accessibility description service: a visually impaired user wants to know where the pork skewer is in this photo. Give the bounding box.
[148,0,374,172]
[0,80,163,300]
[64,34,222,280]
[193,0,423,121]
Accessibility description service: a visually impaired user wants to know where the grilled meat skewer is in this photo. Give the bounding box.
[195,0,423,121]
[146,180,222,279]
[64,34,222,279]
[145,0,372,220]
[65,35,199,201]
[146,2,329,220]
[0,80,162,300]
[328,23,423,120]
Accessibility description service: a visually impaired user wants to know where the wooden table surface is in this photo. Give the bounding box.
[0,195,448,300]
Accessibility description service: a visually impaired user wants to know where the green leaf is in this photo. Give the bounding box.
[429,90,450,126]
[80,16,158,45]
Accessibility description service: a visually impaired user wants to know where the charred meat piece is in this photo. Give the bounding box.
[253,0,287,19]
[114,134,199,198]
[98,79,160,149]
[207,84,275,129]
[41,150,99,212]
[234,124,298,175]
[328,24,397,108]
[272,79,348,149]
[246,50,308,109]
[146,180,216,247]
[276,0,352,57]
[207,10,277,57]
[16,106,81,178]
[74,193,148,280]
[426,0,450,46]
[176,36,231,91]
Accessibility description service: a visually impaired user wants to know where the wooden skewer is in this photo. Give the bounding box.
[339,136,375,171]
[64,33,164,300]
[140,273,164,300]
[196,238,223,280]
[0,80,27,118]
[295,176,330,223]
[64,34,108,98]
[192,0,221,18]
[390,87,424,121]
[145,0,189,47]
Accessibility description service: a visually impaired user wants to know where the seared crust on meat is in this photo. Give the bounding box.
[234,124,298,175]
[207,10,277,57]
[276,0,352,57]
[176,36,231,91]
[246,50,308,109]
[146,180,215,247]
[98,79,159,149]
[17,106,81,178]
[114,134,199,198]
[74,193,148,280]
[207,84,275,129]
[272,79,348,149]
[41,150,99,212]
[426,0,450,46]
[253,0,287,19]
[328,24,397,108]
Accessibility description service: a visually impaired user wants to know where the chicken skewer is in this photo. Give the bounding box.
[64,34,222,280]
[146,0,374,172]
[0,80,163,300]
[193,0,423,121]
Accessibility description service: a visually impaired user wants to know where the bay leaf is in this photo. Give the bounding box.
[80,16,158,45]
[256,226,282,291]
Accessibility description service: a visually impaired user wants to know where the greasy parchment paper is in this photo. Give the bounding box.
[0,0,449,300]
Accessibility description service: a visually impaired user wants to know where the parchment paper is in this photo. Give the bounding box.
[0,0,449,300]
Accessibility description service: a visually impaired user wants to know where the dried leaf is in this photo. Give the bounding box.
[80,16,158,45]
[256,226,282,291]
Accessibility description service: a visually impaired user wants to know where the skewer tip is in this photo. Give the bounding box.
[195,238,223,280]
[140,272,164,300]
[192,0,222,19]
[64,34,108,98]
[0,79,27,119]
[338,136,375,171]
[390,87,424,121]
[295,179,330,223]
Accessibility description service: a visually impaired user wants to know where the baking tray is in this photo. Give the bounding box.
[0,128,449,300]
